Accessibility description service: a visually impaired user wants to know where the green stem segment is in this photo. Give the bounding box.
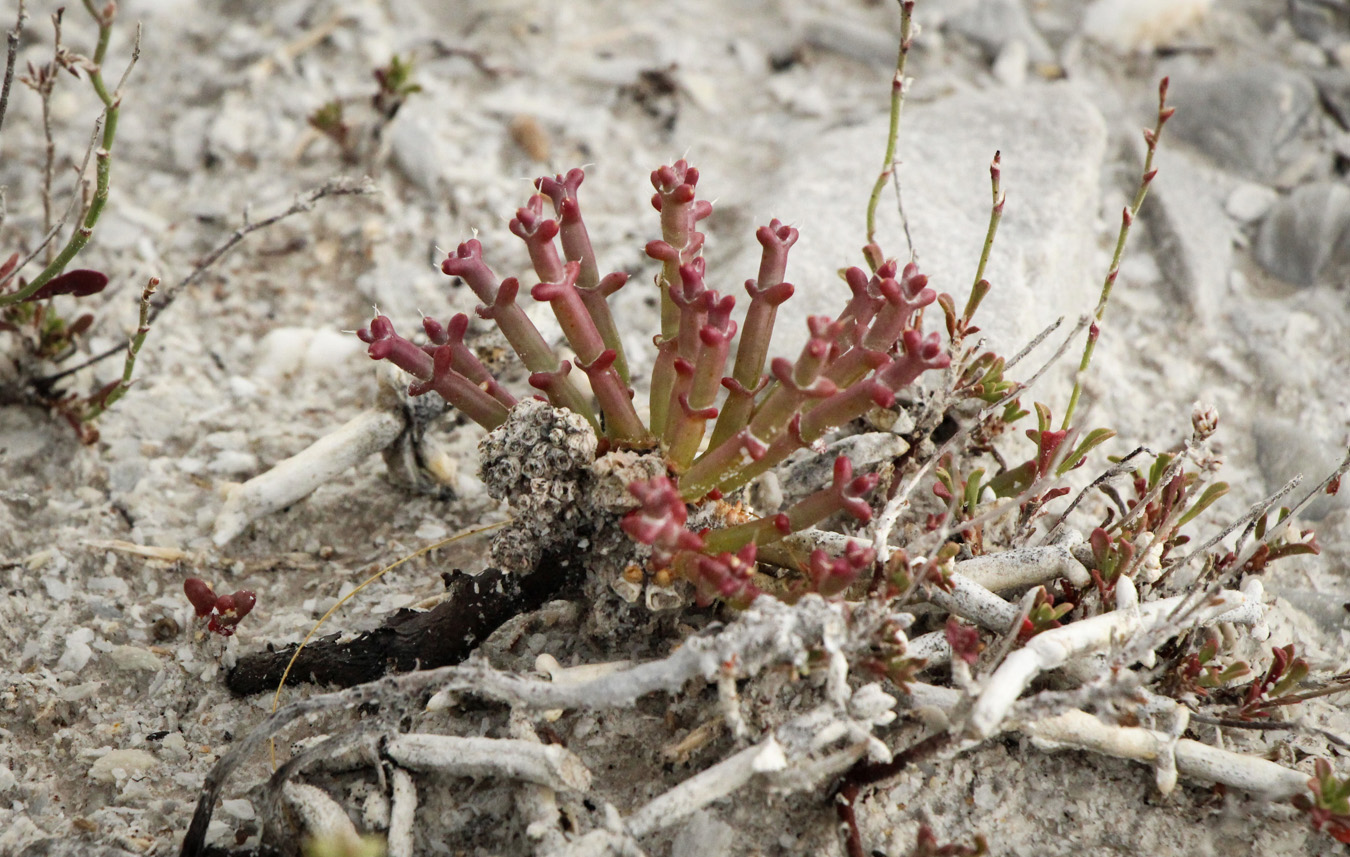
[1061,78,1174,431]
[81,276,156,423]
[863,0,915,271]
[1,1,133,307]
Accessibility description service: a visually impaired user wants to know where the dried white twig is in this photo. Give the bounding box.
[968,577,1263,738]
[212,407,405,545]
[386,767,417,857]
[627,739,785,838]
[508,715,572,856]
[385,734,592,793]
[1022,708,1308,800]
[281,782,361,844]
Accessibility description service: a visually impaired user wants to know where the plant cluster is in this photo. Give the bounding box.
[174,4,1350,854]
[359,160,951,596]
[0,0,151,442]
[308,53,422,164]
[184,577,257,637]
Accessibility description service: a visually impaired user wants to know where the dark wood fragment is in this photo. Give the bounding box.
[225,556,580,697]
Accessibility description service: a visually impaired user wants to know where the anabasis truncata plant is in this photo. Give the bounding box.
[358,160,950,600]
[188,3,1350,855]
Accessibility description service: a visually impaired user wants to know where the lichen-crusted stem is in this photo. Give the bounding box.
[537,169,631,383]
[708,221,797,450]
[647,161,711,436]
[533,262,646,441]
[1062,77,1173,430]
[702,457,879,555]
[443,241,599,428]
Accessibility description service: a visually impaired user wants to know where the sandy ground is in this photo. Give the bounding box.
[3,0,1350,855]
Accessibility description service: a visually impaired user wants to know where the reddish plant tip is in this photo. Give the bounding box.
[184,578,216,617]
[185,579,257,636]
[441,239,484,274]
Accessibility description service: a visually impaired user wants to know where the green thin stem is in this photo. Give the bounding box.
[864,0,915,270]
[1061,79,1173,431]
[962,151,1004,321]
[0,4,137,307]
[82,276,156,422]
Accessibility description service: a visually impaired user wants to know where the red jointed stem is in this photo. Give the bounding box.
[537,168,631,382]
[532,261,647,441]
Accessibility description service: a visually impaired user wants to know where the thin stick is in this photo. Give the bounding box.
[36,178,376,386]
[78,276,157,422]
[1061,78,1174,430]
[1040,446,1149,545]
[0,0,24,135]
[863,0,915,270]
[39,9,64,259]
[871,315,1085,565]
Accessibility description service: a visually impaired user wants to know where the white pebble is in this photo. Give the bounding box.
[88,748,160,784]
[1082,0,1211,53]
[57,628,96,673]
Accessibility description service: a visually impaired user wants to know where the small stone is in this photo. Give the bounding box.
[1142,149,1235,316]
[57,628,96,673]
[754,83,1106,359]
[109,645,162,672]
[1253,182,1350,288]
[1082,0,1212,53]
[1166,62,1320,183]
[1290,0,1350,52]
[88,749,160,784]
[220,799,256,821]
[1224,182,1278,223]
[1253,415,1349,520]
[949,0,1055,65]
[671,810,736,857]
[992,40,1029,87]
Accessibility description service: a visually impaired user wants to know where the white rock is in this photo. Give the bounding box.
[1143,149,1236,317]
[1225,183,1278,223]
[750,83,1106,360]
[57,628,97,673]
[109,645,163,672]
[254,327,364,383]
[220,799,256,821]
[88,749,160,784]
[1082,0,1212,53]
[992,40,1029,87]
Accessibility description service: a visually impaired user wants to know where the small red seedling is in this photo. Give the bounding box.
[184,578,257,637]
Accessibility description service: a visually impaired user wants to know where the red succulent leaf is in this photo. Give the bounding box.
[24,269,109,302]
[184,578,217,617]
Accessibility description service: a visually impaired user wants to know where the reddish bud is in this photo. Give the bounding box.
[184,578,216,617]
